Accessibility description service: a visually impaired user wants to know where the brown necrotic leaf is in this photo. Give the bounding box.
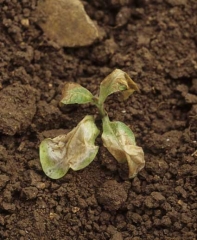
[99,69,139,104]
[102,115,145,178]
[39,115,100,179]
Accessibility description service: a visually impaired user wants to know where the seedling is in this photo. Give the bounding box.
[39,69,145,179]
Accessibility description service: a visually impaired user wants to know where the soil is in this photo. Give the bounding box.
[0,0,197,239]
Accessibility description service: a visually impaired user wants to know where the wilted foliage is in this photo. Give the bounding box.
[39,69,145,179]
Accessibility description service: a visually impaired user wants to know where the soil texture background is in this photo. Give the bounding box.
[0,0,197,239]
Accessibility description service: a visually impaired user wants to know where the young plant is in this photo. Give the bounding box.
[39,69,145,179]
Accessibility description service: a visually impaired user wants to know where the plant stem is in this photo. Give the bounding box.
[92,97,106,118]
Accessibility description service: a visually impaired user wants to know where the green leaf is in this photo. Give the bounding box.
[102,116,145,178]
[60,82,94,105]
[39,115,100,179]
[99,69,139,104]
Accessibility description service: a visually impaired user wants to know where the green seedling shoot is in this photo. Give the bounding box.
[39,69,145,179]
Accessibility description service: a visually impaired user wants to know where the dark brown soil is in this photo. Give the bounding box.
[0,0,197,239]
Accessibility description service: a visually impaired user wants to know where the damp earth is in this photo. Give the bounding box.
[0,0,197,239]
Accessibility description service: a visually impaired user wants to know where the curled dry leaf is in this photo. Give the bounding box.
[60,82,94,106]
[39,115,100,179]
[99,69,139,103]
[102,116,145,178]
